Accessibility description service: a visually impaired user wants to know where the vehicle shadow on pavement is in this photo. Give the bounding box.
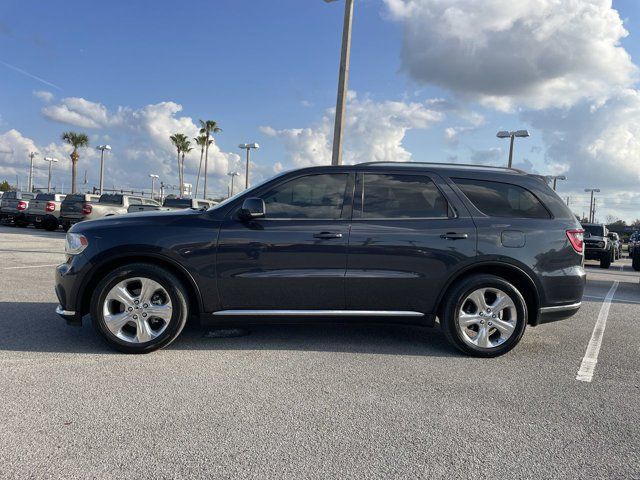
[0,302,458,357]
[0,225,65,238]
[173,322,460,357]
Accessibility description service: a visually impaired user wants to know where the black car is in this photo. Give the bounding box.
[55,162,586,357]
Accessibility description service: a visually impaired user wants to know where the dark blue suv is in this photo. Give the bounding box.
[55,162,585,357]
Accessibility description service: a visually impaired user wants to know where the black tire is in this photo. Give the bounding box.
[633,249,640,272]
[44,218,59,231]
[600,249,612,269]
[439,274,528,357]
[91,263,189,353]
[62,223,70,232]
[15,219,29,228]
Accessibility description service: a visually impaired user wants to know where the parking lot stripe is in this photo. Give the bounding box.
[2,264,60,270]
[576,281,619,383]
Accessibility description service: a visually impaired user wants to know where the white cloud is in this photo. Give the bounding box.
[32,90,54,103]
[42,97,121,129]
[384,0,637,110]
[262,93,443,168]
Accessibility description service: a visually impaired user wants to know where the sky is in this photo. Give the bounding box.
[1,0,640,222]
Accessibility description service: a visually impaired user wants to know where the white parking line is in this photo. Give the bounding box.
[576,281,619,383]
[2,264,60,270]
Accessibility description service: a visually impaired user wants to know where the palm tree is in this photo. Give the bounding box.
[194,134,212,197]
[61,131,89,193]
[170,133,188,195]
[199,120,221,199]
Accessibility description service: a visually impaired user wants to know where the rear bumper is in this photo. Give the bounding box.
[537,302,582,324]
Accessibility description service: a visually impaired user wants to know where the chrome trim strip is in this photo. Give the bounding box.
[56,305,76,316]
[212,310,425,317]
[539,302,582,313]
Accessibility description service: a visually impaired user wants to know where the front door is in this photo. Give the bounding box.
[217,171,354,310]
[346,171,477,314]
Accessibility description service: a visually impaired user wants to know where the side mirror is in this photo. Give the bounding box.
[239,198,265,220]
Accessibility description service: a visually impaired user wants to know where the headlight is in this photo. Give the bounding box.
[597,241,605,248]
[65,233,88,255]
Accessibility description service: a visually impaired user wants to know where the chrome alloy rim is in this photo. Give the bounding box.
[457,287,517,349]
[102,277,172,344]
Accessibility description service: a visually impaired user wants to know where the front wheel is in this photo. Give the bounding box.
[600,250,612,269]
[439,274,528,357]
[91,263,189,353]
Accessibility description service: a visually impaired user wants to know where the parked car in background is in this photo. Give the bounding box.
[56,162,585,357]
[0,191,35,227]
[125,197,161,214]
[82,193,158,220]
[582,223,615,268]
[629,232,640,258]
[59,193,101,231]
[607,231,622,260]
[26,193,66,231]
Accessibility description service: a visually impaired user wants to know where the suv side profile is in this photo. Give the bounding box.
[55,163,585,357]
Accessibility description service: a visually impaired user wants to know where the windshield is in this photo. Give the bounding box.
[99,194,123,204]
[583,225,604,237]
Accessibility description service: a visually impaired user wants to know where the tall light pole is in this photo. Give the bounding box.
[585,188,600,223]
[238,143,259,189]
[496,130,530,168]
[149,174,159,200]
[96,145,111,195]
[27,152,38,193]
[325,0,354,166]
[227,171,240,198]
[43,157,59,193]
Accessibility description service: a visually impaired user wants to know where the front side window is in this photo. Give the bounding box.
[359,173,449,219]
[262,173,348,219]
[454,178,550,219]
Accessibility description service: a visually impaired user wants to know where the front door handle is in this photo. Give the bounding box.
[314,232,343,239]
[440,232,469,240]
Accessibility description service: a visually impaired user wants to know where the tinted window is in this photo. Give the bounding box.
[454,179,550,219]
[35,193,55,201]
[99,194,123,204]
[359,174,449,219]
[163,198,191,208]
[63,194,85,203]
[262,174,347,219]
[583,225,604,237]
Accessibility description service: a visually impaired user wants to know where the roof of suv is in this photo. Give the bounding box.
[356,161,528,175]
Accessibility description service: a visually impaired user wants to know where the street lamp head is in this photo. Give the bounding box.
[514,130,530,138]
[496,131,511,138]
[149,174,159,179]
[44,157,59,163]
[97,145,112,151]
[239,143,260,150]
[228,172,240,176]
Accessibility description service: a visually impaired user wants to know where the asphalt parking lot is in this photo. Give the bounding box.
[0,225,638,479]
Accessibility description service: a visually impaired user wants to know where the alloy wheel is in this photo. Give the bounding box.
[457,287,517,349]
[102,277,172,344]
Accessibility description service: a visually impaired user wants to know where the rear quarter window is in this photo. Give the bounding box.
[454,178,550,219]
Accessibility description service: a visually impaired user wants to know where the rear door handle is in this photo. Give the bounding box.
[314,232,343,239]
[440,232,469,240]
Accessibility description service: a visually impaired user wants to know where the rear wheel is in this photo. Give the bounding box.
[91,263,189,353]
[440,274,528,357]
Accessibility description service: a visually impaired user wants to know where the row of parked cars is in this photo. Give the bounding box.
[581,222,640,271]
[0,191,217,231]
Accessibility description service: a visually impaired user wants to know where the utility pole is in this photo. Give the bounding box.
[326,0,355,166]
[585,188,600,223]
[227,171,240,198]
[96,145,112,195]
[27,152,38,192]
[43,157,59,193]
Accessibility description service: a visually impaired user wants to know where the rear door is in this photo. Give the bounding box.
[346,170,477,314]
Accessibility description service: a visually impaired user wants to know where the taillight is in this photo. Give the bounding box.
[566,229,584,254]
[46,201,55,212]
[82,204,92,215]
[17,201,27,211]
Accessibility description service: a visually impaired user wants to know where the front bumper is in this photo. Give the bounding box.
[54,254,90,326]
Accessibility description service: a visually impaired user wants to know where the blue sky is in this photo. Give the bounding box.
[2,0,640,220]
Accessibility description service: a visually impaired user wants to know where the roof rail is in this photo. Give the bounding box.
[355,161,527,174]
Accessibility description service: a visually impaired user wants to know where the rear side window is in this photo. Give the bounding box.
[129,197,142,206]
[454,178,550,219]
[163,198,191,208]
[262,173,348,219]
[358,173,449,219]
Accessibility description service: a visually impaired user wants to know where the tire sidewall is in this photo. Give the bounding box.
[91,264,188,353]
[442,275,528,357]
